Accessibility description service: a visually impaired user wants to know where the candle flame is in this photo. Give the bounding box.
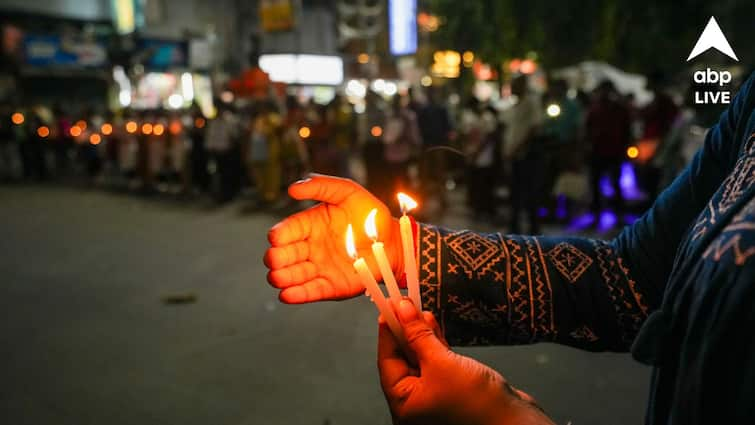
[345,224,357,259]
[364,208,378,240]
[397,192,418,214]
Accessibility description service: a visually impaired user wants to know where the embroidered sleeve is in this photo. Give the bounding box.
[418,224,653,351]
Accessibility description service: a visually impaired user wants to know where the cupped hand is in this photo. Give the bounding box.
[379,300,555,425]
[265,174,403,304]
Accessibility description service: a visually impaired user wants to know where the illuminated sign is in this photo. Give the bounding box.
[389,0,417,56]
[259,54,344,85]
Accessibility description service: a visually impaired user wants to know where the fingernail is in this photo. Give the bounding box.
[293,177,311,185]
[398,299,417,323]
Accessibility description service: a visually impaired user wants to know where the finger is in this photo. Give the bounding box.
[422,311,449,348]
[267,261,318,288]
[268,210,313,246]
[263,241,309,269]
[279,278,338,304]
[288,174,358,205]
[396,299,449,364]
[377,319,414,397]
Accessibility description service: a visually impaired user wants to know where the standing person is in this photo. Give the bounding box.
[541,79,583,211]
[248,100,283,206]
[205,102,239,203]
[307,104,339,176]
[328,95,354,178]
[585,80,633,215]
[465,104,500,220]
[188,106,209,194]
[362,91,387,197]
[381,94,420,212]
[501,74,543,234]
[414,87,452,214]
[641,71,680,198]
[52,104,73,178]
[280,96,309,186]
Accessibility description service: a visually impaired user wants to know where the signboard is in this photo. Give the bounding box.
[24,35,107,67]
[389,0,417,56]
[138,38,188,70]
[259,54,343,85]
[260,0,295,32]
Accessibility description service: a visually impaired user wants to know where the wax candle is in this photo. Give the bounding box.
[397,193,421,313]
[364,209,402,302]
[346,224,404,341]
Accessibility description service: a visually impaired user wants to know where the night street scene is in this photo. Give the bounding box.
[1,1,755,424]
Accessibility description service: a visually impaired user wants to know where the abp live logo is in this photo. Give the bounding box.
[687,16,738,105]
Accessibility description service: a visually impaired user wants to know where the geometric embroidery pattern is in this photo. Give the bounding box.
[547,242,593,283]
[445,230,500,272]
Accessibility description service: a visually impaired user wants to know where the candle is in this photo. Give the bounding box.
[397,193,421,313]
[346,224,404,341]
[364,208,403,302]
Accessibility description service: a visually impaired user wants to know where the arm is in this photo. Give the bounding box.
[420,74,753,351]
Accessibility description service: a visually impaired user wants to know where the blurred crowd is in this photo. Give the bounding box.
[0,73,708,232]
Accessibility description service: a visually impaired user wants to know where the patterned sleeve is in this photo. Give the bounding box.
[417,225,653,352]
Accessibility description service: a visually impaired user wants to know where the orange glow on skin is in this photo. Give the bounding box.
[153,123,165,136]
[89,134,101,145]
[126,121,138,133]
[141,123,153,135]
[11,112,24,125]
[70,126,82,137]
[101,123,113,135]
[371,126,382,137]
[37,126,50,138]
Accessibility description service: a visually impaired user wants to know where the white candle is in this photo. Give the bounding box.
[399,215,421,313]
[346,225,404,341]
[365,209,403,302]
[397,193,421,313]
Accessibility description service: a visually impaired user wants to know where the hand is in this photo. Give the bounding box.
[378,300,555,425]
[265,174,403,304]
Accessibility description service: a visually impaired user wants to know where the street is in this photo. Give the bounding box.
[1,185,649,425]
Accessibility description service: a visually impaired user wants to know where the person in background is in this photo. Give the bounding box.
[307,103,340,177]
[280,96,309,186]
[501,74,543,234]
[465,104,500,221]
[380,94,421,214]
[52,104,72,178]
[328,95,354,178]
[585,80,632,216]
[117,110,139,185]
[363,90,387,200]
[248,100,283,206]
[541,79,583,218]
[641,71,680,198]
[205,101,239,203]
[188,106,209,194]
[414,86,452,215]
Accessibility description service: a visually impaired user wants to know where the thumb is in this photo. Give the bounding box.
[288,174,358,205]
[396,299,449,364]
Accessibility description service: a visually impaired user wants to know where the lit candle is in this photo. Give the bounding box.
[364,209,402,302]
[346,224,404,341]
[397,193,421,313]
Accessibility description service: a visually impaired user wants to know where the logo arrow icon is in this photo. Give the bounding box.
[687,16,738,61]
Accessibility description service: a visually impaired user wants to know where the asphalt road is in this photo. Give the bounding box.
[0,185,649,425]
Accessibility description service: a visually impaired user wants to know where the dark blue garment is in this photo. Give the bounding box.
[417,73,755,423]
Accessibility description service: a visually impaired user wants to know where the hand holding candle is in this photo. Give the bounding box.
[346,224,404,341]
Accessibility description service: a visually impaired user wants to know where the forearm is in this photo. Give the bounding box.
[418,223,655,351]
